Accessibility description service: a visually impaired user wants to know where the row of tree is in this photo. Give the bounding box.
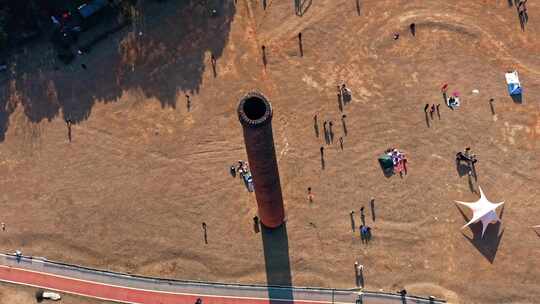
[0,0,42,51]
[0,0,144,52]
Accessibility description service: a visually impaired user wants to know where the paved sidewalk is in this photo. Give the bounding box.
[0,254,444,304]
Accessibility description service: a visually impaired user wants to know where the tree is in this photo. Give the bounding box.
[0,8,9,51]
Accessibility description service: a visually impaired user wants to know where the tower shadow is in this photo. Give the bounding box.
[261,224,293,304]
[455,204,504,263]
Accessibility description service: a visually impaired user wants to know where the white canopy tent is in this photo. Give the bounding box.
[455,187,504,238]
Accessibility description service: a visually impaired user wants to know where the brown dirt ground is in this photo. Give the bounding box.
[1,0,539,303]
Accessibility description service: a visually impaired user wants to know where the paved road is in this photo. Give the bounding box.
[0,254,444,304]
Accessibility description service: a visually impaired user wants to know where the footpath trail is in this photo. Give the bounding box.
[0,254,444,304]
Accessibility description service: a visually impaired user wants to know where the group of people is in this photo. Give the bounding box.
[315,82,352,167]
[456,147,478,177]
[424,103,441,120]
[322,120,335,145]
[360,224,372,244]
[338,83,352,104]
[517,0,529,30]
[441,83,460,110]
[351,204,375,244]
[387,148,408,177]
[230,160,254,192]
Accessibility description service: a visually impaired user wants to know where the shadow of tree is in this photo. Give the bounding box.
[0,0,236,141]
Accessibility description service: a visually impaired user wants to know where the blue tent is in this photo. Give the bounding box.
[505,71,522,96]
[78,0,108,19]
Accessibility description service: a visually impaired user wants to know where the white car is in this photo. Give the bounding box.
[42,291,62,301]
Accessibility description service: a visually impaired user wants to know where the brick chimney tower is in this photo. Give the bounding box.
[237,91,285,228]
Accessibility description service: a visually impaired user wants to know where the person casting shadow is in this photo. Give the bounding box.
[65,119,73,142]
[313,114,319,137]
[262,45,267,68]
[211,54,217,78]
[489,98,496,115]
[341,114,347,136]
[298,32,303,57]
[320,147,325,170]
[202,222,208,244]
[253,216,260,233]
[370,198,376,221]
[350,211,356,232]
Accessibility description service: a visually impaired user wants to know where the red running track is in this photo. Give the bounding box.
[0,265,338,304]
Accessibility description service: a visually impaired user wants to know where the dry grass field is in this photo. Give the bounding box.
[0,0,539,303]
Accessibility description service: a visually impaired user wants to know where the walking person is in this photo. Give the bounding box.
[329,121,334,143]
[489,98,496,115]
[366,226,372,243]
[402,158,408,176]
[320,146,325,169]
[1,222,5,231]
[518,0,528,29]
[313,114,319,137]
[298,32,303,57]
[441,83,449,103]
[436,104,441,119]
[339,137,344,150]
[354,261,360,286]
[65,119,73,142]
[410,23,416,36]
[307,187,314,203]
[370,197,376,221]
[211,53,217,77]
[202,222,208,244]
[253,216,260,233]
[341,114,347,136]
[323,121,329,144]
[429,104,436,119]
[261,45,267,67]
[361,225,369,244]
[337,93,343,112]
[357,263,364,288]
[186,94,191,111]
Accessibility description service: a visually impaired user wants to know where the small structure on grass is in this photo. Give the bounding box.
[455,187,504,238]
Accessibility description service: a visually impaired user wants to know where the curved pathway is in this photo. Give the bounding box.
[0,254,444,304]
